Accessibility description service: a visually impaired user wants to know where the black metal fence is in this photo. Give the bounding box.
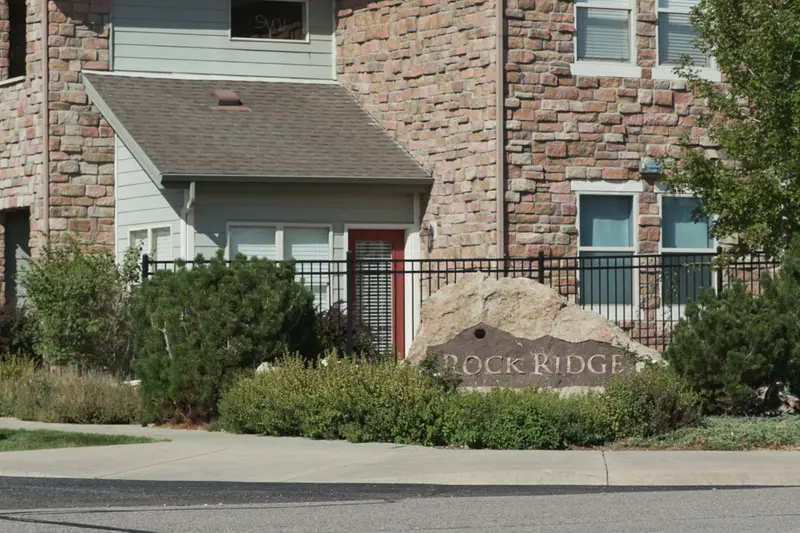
[141,250,780,353]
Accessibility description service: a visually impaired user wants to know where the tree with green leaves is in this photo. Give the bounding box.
[666,0,800,257]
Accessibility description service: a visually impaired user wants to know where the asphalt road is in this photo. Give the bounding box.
[1,478,799,533]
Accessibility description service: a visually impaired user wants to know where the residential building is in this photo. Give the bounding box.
[0,0,721,352]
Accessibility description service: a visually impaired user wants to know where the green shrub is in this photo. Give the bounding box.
[666,242,800,415]
[21,239,140,376]
[315,303,378,360]
[0,355,37,382]
[218,357,701,450]
[0,367,140,424]
[0,304,34,359]
[602,364,702,439]
[219,355,446,446]
[131,252,319,423]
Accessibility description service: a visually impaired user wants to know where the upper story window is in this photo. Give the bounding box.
[230,0,308,42]
[4,0,27,81]
[575,0,634,63]
[657,0,709,67]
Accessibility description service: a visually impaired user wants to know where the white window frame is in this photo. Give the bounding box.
[575,185,641,321]
[652,0,721,82]
[571,0,642,79]
[226,222,334,309]
[128,226,173,262]
[656,192,717,320]
[228,0,311,44]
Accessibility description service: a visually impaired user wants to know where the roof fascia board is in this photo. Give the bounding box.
[82,74,165,187]
[162,173,434,189]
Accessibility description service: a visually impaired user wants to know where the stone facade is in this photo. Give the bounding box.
[0,0,46,299]
[0,0,112,301]
[47,0,113,247]
[336,0,500,258]
[504,0,715,258]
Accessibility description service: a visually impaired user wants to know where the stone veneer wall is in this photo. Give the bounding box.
[504,0,715,258]
[336,0,500,258]
[0,0,112,301]
[48,0,113,247]
[0,0,46,299]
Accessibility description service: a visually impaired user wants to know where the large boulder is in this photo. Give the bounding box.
[407,273,661,390]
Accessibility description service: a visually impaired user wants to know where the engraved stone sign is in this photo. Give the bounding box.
[429,323,633,389]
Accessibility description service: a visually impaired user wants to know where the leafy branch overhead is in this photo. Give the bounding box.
[665,0,800,257]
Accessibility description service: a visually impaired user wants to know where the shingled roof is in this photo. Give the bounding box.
[82,73,431,187]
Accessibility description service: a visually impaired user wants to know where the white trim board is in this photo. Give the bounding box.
[571,180,645,193]
[85,69,338,85]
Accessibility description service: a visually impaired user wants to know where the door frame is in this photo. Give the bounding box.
[344,222,421,360]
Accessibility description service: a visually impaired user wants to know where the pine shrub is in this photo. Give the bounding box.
[666,242,800,415]
[131,252,319,423]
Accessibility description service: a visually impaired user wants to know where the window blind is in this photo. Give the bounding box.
[658,13,708,66]
[130,230,148,254]
[229,227,277,260]
[355,240,394,352]
[658,0,699,9]
[152,228,172,262]
[284,227,331,311]
[576,7,631,62]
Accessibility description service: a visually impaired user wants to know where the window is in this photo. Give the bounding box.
[661,196,715,306]
[130,227,172,262]
[657,0,708,67]
[575,0,634,63]
[228,224,331,309]
[230,0,307,41]
[578,195,635,308]
[7,0,26,79]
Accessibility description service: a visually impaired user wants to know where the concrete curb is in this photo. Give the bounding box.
[1,418,799,487]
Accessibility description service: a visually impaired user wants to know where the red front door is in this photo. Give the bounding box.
[349,230,406,359]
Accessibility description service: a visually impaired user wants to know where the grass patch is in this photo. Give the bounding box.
[0,429,157,452]
[609,415,800,451]
[0,428,157,453]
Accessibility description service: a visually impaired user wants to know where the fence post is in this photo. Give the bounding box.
[345,250,355,357]
[141,254,150,281]
[716,246,724,295]
[537,250,545,284]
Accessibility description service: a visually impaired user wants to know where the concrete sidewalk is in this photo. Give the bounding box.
[1,418,799,487]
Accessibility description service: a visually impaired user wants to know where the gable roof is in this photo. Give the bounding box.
[82,73,431,187]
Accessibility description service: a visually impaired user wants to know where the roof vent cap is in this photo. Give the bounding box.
[212,89,249,110]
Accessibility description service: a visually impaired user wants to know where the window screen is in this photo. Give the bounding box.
[661,197,713,250]
[231,0,306,41]
[579,195,634,248]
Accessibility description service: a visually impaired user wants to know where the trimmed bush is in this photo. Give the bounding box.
[219,355,446,446]
[21,240,140,376]
[0,364,140,424]
[218,356,701,450]
[602,364,702,439]
[666,242,800,415]
[131,252,319,423]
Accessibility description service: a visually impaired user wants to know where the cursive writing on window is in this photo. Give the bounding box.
[231,0,306,41]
